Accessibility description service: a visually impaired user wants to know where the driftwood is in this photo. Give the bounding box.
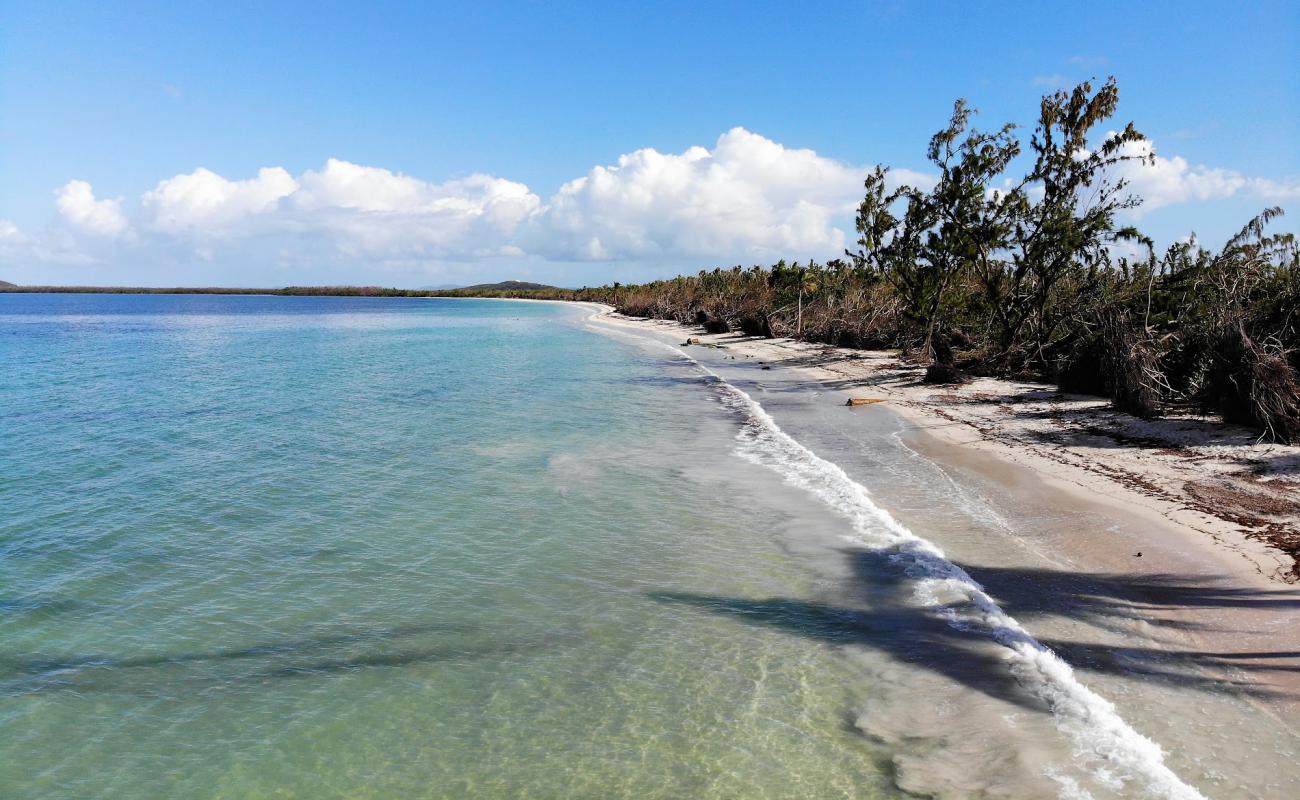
[845,397,885,406]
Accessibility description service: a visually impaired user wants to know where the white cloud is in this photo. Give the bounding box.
[536,127,901,261]
[0,219,27,265]
[0,217,98,268]
[54,180,130,237]
[118,132,887,264]
[291,160,541,259]
[7,130,1295,278]
[142,166,298,231]
[138,159,541,261]
[1109,138,1300,214]
[1245,176,1300,201]
[294,159,537,226]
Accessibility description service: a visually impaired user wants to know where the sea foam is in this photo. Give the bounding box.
[606,320,1207,800]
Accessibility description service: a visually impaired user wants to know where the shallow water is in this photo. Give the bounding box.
[1,295,893,798]
[619,320,1300,800]
[2,295,1295,799]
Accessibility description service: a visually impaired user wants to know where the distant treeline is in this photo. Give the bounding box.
[0,282,565,298]
[0,285,409,296]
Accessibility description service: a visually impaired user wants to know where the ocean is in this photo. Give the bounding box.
[1,295,892,798]
[0,294,1288,799]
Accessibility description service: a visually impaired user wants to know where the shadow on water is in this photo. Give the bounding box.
[0,621,571,696]
[649,549,1300,711]
[0,597,86,618]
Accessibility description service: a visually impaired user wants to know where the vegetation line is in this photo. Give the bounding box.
[461,80,1300,443]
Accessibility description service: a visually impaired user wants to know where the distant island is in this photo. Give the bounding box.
[0,280,566,297]
[455,280,559,292]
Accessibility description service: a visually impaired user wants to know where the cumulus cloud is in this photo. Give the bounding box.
[7,130,1295,276]
[291,160,541,259]
[143,166,298,231]
[0,217,98,268]
[1251,180,1300,201]
[1109,138,1300,214]
[536,127,927,261]
[54,180,130,237]
[137,159,541,260]
[295,159,538,225]
[56,131,887,265]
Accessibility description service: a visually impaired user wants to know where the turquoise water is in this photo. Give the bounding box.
[0,295,888,798]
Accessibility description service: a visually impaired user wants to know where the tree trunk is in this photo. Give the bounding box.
[922,317,937,364]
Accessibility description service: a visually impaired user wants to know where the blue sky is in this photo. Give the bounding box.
[1,0,1297,287]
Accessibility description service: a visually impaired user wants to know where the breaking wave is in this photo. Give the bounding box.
[613,322,1207,800]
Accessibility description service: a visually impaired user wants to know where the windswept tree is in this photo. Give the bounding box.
[848,169,930,350]
[850,100,1018,364]
[916,100,1020,363]
[990,77,1151,371]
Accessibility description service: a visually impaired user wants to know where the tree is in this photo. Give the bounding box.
[851,101,1019,362]
[991,77,1150,371]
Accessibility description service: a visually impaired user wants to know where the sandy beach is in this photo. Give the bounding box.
[599,311,1300,573]
[592,309,1300,748]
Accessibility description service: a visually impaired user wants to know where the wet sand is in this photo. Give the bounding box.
[589,308,1300,798]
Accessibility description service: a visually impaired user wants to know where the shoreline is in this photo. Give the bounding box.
[594,310,1300,583]
[590,309,1300,721]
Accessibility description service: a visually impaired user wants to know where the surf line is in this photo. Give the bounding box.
[592,317,1205,800]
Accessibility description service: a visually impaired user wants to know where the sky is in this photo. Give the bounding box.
[1,0,1297,288]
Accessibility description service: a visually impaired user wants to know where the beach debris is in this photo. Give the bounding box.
[1135,552,1142,557]
[923,363,967,385]
[845,398,885,406]
[761,365,771,370]
[682,337,701,345]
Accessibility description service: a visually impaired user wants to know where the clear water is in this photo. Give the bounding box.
[4,294,1289,800]
[0,295,888,798]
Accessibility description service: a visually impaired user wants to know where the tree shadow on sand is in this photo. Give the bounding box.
[649,549,1300,711]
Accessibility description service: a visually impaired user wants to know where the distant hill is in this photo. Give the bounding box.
[455,280,560,292]
[0,280,17,288]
